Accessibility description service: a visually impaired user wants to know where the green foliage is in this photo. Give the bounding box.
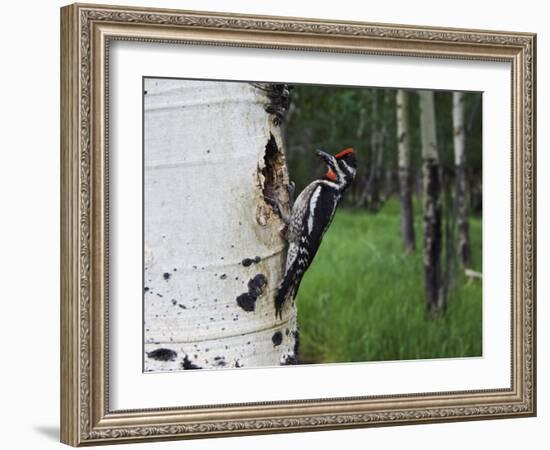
[296,199,482,364]
[285,85,482,202]
[285,85,375,194]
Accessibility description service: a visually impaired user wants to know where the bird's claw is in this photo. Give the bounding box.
[264,195,281,214]
[264,194,291,226]
[287,181,295,206]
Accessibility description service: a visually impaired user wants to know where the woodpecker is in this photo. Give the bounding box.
[270,148,357,318]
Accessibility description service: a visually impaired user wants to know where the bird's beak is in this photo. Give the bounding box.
[316,150,338,181]
[316,149,332,164]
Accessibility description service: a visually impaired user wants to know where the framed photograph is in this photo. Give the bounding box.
[60,3,536,446]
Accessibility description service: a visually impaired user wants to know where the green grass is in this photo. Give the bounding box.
[297,199,482,364]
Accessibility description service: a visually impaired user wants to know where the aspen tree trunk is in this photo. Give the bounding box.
[452,91,471,268]
[396,89,415,252]
[363,94,380,211]
[369,129,384,211]
[352,108,366,205]
[362,90,385,212]
[143,79,298,372]
[419,91,444,314]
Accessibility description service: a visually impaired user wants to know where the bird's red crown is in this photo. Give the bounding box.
[334,148,354,159]
[326,148,354,181]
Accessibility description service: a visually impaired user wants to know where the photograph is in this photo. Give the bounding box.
[143,78,483,372]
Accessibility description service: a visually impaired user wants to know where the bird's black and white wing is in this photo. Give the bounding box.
[275,181,340,317]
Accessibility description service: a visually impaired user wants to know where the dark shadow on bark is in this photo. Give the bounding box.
[423,158,444,316]
[455,164,471,267]
[399,165,415,252]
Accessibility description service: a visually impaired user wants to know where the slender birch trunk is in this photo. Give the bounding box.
[362,90,386,212]
[364,94,380,211]
[452,91,471,268]
[143,79,297,372]
[371,128,384,211]
[396,89,415,252]
[419,91,444,314]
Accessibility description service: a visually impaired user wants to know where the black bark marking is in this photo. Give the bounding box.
[214,356,226,367]
[281,330,300,365]
[163,272,171,280]
[242,256,261,267]
[248,274,267,297]
[182,355,201,370]
[220,274,227,280]
[147,348,177,362]
[455,164,471,267]
[236,274,267,312]
[236,294,255,312]
[293,329,300,358]
[272,331,283,346]
[423,159,444,315]
[281,353,298,365]
[178,304,187,309]
[254,83,291,126]
[144,286,150,292]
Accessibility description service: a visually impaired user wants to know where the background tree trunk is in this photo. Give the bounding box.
[452,91,471,268]
[396,89,415,252]
[419,91,444,314]
[143,79,297,371]
[368,127,384,211]
[359,90,384,211]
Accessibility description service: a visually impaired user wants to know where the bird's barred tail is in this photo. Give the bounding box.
[275,264,303,319]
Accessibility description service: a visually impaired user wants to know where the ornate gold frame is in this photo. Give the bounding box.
[60,3,536,446]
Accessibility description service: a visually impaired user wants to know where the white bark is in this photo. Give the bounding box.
[143,79,297,372]
[419,91,438,161]
[396,89,415,252]
[452,91,471,267]
[396,90,410,169]
[452,92,465,166]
